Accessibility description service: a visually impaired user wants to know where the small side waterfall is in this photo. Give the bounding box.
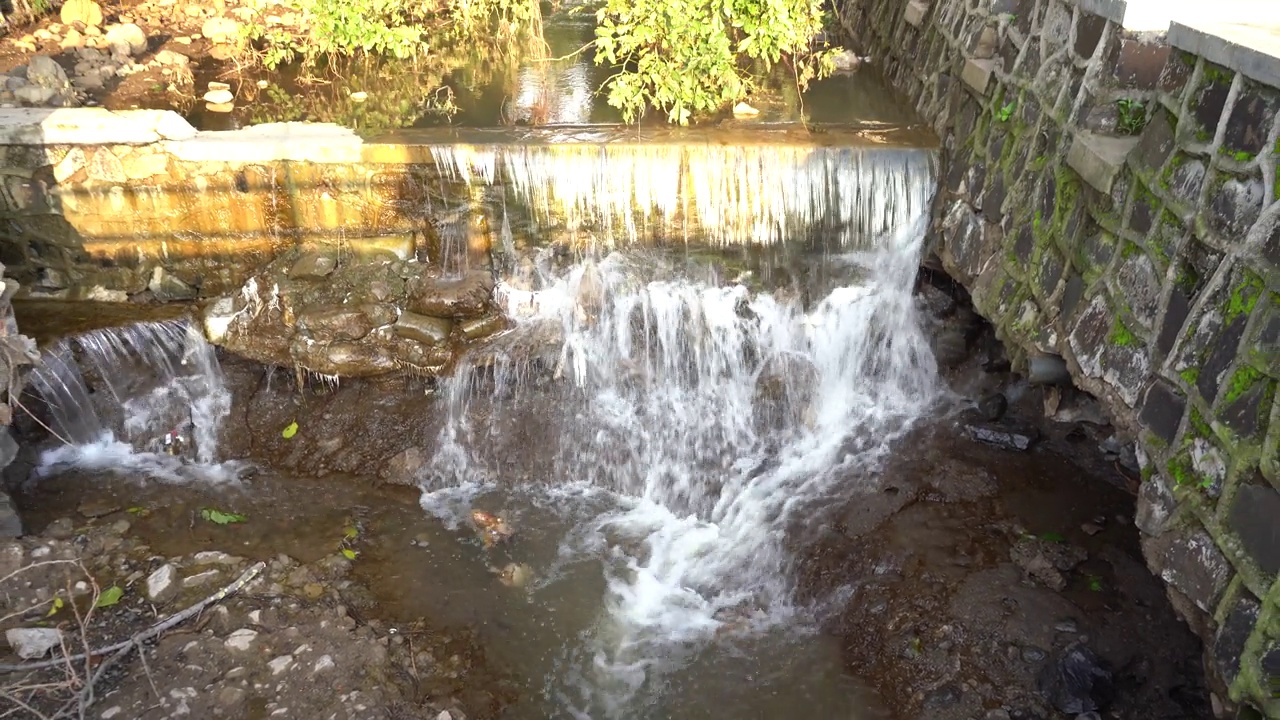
[27,319,239,482]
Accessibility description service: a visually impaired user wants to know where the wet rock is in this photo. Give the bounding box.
[964,419,1041,451]
[182,569,220,588]
[394,311,452,346]
[933,327,970,368]
[203,88,233,105]
[104,23,147,55]
[45,517,74,540]
[268,655,294,675]
[77,496,119,518]
[380,447,427,486]
[6,628,63,659]
[406,271,495,319]
[298,307,373,341]
[201,17,242,44]
[978,393,1008,421]
[147,563,178,602]
[0,490,22,538]
[1010,536,1087,591]
[290,250,338,280]
[1037,642,1114,714]
[148,266,197,300]
[154,49,190,67]
[60,0,104,27]
[224,628,258,651]
[459,314,507,340]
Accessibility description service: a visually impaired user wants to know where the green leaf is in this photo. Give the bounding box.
[282,421,299,439]
[46,596,64,617]
[1038,531,1066,543]
[341,548,358,560]
[201,508,247,525]
[343,526,359,540]
[96,586,124,608]
[127,506,148,516]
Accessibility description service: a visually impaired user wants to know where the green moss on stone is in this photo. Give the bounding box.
[1195,128,1212,143]
[1202,63,1234,85]
[1110,318,1139,347]
[1189,406,1213,439]
[1180,367,1201,386]
[1225,272,1265,324]
[1224,365,1263,404]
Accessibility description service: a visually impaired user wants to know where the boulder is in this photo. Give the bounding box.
[394,312,452,345]
[60,0,103,27]
[25,56,69,90]
[5,628,63,659]
[200,17,242,44]
[297,307,373,341]
[380,447,427,486]
[406,270,494,319]
[104,23,147,56]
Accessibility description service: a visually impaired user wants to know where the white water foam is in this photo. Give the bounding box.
[27,320,243,483]
[419,210,939,715]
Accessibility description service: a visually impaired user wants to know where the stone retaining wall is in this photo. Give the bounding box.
[835,0,1279,715]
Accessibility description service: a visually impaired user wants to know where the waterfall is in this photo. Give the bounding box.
[27,319,241,483]
[418,145,939,715]
[428,143,934,248]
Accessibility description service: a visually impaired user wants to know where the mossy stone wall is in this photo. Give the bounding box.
[837,0,1280,715]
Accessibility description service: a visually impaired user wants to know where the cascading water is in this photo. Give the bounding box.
[418,143,940,717]
[428,143,934,248]
[27,319,241,483]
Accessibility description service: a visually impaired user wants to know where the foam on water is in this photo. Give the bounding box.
[27,319,242,483]
[420,207,939,714]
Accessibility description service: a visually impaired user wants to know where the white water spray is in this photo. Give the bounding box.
[421,196,938,714]
[27,320,241,483]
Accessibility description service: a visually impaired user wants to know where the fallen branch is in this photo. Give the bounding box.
[0,562,266,674]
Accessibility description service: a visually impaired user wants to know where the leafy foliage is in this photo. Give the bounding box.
[242,0,542,70]
[95,586,124,608]
[1117,98,1148,136]
[281,420,299,439]
[201,508,248,525]
[593,0,834,123]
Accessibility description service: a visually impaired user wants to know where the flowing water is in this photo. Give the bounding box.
[22,74,945,714]
[24,317,245,484]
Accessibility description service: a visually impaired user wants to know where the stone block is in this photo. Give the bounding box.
[1066,132,1137,195]
[1189,63,1233,141]
[1111,35,1171,89]
[904,1,929,29]
[1147,527,1232,613]
[1227,484,1280,577]
[1136,471,1178,538]
[1131,107,1176,173]
[961,58,996,95]
[1207,175,1264,243]
[1114,250,1162,329]
[1222,79,1279,157]
[1156,286,1191,357]
[1158,49,1195,96]
[1216,367,1273,440]
[1213,590,1260,685]
[1074,12,1108,60]
[1138,379,1185,444]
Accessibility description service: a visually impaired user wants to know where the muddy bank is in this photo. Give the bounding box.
[0,498,510,719]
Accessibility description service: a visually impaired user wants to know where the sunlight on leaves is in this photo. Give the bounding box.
[96,586,124,608]
[201,508,248,525]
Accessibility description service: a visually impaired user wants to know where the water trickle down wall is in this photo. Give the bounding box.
[0,111,938,378]
[835,0,1279,713]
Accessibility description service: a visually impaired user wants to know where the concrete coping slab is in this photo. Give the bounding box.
[1168,20,1280,88]
[0,108,198,145]
[162,122,364,164]
[1067,0,1278,34]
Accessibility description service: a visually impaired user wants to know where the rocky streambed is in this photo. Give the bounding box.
[0,263,1215,720]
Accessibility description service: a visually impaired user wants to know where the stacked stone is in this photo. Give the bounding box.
[837,0,1278,715]
[0,264,38,537]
